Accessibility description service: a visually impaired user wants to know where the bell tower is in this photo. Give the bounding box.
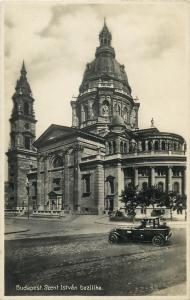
[6,62,37,210]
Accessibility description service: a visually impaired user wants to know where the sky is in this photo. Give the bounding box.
[4,1,190,175]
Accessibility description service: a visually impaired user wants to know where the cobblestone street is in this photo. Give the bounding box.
[5,217,186,296]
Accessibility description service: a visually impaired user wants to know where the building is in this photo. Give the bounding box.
[6,62,37,210]
[6,21,187,214]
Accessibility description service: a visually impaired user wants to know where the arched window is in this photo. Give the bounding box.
[148,140,152,151]
[106,175,115,195]
[109,142,112,155]
[117,105,121,115]
[155,140,159,151]
[173,182,179,193]
[102,100,109,116]
[84,106,88,121]
[53,156,64,168]
[24,136,31,150]
[113,141,116,154]
[82,174,91,195]
[174,142,179,151]
[161,141,166,150]
[24,102,30,115]
[123,107,128,121]
[120,141,124,153]
[92,104,96,118]
[142,141,146,151]
[158,182,164,192]
[124,143,127,153]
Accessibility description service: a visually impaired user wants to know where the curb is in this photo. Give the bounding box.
[5,229,30,235]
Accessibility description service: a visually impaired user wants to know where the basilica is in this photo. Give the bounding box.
[6,21,187,215]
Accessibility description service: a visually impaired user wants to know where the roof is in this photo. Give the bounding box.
[79,22,132,95]
[33,124,105,148]
[134,128,185,141]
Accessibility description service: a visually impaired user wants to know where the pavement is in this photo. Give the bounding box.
[4,214,187,240]
[4,215,188,297]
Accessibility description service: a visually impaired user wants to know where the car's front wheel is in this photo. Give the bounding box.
[152,235,165,246]
[109,233,119,244]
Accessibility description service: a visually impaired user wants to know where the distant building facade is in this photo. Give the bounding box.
[6,22,187,214]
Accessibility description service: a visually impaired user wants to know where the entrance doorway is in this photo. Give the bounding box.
[106,196,114,211]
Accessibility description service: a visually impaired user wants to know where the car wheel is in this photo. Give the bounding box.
[109,233,119,244]
[152,235,165,246]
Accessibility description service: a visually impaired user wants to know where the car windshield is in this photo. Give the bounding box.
[136,218,160,228]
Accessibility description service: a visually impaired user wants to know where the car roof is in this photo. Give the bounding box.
[139,217,160,220]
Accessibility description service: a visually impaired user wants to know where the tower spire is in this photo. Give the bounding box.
[99,18,112,47]
[15,61,32,96]
[21,60,27,76]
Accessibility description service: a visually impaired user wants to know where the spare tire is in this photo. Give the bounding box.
[109,233,119,244]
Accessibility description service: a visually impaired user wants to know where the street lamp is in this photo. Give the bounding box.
[26,178,30,220]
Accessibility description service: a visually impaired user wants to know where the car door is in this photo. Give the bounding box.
[132,228,146,241]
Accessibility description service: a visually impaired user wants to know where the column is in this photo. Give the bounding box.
[115,164,124,210]
[95,163,104,214]
[88,101,94,120]
[145,140,148,151]
[36,155,42,210]
[105,141,109,155]
[134,168,138,187]
[81,105,84,123]
[64,150,70,211]
[150,167,155,187]
[116,139,120,154]
[110,141,113,154]
[135,108,139,129]
[71,101,77,127]
[73,145,83,212]
[182,167,186,195]
[167,167,172,192]
[159,140,162,150]
[43,154,48,209]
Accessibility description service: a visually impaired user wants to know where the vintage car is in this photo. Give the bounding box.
[108,217,172,246]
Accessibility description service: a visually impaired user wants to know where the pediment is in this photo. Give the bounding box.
[34,124,75,148]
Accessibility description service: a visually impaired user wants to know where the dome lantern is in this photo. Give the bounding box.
[99,18,112,47]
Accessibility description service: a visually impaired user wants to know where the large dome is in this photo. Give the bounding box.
[79,22,132,95]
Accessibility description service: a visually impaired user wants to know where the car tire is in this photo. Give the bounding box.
[152,235,165,247]
[109,233,119,244]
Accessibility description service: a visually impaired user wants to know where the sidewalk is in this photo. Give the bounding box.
[4,214,186,240]
[95,215,187,228]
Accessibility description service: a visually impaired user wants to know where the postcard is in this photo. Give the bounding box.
[2,1,189,299]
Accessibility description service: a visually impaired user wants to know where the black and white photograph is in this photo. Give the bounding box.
[3,1,189,298]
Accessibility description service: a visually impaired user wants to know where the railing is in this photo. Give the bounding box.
[105,150,186,159]
[115,88,132,97]
[80,149,185,164]
[79,88,97,96]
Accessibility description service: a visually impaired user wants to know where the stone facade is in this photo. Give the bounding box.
[6,22,187,214]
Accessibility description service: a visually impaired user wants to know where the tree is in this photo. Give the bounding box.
[120,185,187,220]
[156,191,187,220]
[120,185,139,216]
[138,186,165,209]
